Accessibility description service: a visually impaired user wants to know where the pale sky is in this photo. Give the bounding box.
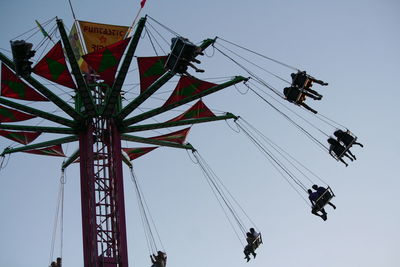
[0,1,399,267]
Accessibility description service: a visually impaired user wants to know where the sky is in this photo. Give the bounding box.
[0,0,399,267]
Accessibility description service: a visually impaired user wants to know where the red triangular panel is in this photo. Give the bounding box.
[0,130,41,145]
[137,56,167,92]
[0,105,36,122]
[32,41,77,89]
[23,144,66,157]
[1,63,48,101]
[167,100,216,122]
[163,76,217,107]
[82,38,131,86]
[122,146,158,160]
[150,128,191,144]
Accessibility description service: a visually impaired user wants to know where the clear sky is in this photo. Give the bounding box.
[0,1,399,267]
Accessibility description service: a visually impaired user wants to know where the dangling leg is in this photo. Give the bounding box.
[244,245,251,262]
[343,153,354,161]
[310,77,328,86]
[303,91,321,100]
[311,208,327,221]
[305,88,323,99]
[300,102,318,114]
[338,157,349,167]
[328,202,336,209]
[346,150,357,160]
[187,62,204,73]
[354,141,364,147]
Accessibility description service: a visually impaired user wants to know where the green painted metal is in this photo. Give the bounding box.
[121,134,195,150]
[198,38,216,51]
[121,153,133,168]
[0,97,76,128]
[56,18,97,117]
[0,124,75,134]
[115,37,218,122]
[123,113,237,133]
[0,135,78,156]
[122,76,248,127]
[117,71,175,121]
[101,17,147,117]
[0,51,84,121]
[61,149,80,170]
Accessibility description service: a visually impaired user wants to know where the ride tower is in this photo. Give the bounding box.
[0,15,247,267]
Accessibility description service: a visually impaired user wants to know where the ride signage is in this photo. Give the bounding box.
[78,21,129,53]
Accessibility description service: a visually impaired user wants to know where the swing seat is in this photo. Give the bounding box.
[250,233,263,249]
[254,233,262,247]
[165,37,198,73]
[313,187,335,212]
[340,130,357,150]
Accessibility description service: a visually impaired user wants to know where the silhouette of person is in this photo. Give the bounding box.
[312,184,336,210]
[151,251,167,267]
[169,37,204,73]
[283,86,319,114]
[308,189,327,221]
[50,258,61,267]
[327,137,356,166]
[334,129,363,148]
[291,71,328,88]
[243,228,260,262]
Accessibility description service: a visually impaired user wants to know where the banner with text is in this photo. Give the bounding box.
[78,21,129,53]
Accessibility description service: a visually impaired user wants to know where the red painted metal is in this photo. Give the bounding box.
[78,80,129,266]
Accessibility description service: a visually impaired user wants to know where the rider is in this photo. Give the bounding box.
[291,70,328,88]
[334,129,363,148]
[243,228,260,262]
[308,189,327,221]
[169,37,204,73]
[283,86,319,114]
[312,184,336,210]
[327,137,356,166]
[151,251,167,267]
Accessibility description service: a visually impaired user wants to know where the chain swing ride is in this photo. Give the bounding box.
[0,3,363,267]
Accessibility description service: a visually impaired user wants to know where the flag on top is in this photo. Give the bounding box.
[140,0,147,8]
[35,20,50,39]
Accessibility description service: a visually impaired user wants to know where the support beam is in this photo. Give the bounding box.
[0,135,78,156]
[123,113,237,133]
[122,152,132,168]
[101,17,147,117]
[117,71,174,121]
[122,76,248,127]
[0,51,84,121]
[115,37,217,122]
[0,124,75,134]
[0,97,76,128]
[121,134,195,150]
[62,149,80,170]
[57,18,97,116]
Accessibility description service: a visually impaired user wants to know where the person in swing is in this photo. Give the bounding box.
[151,251,167,267]
[243,228,261,262]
